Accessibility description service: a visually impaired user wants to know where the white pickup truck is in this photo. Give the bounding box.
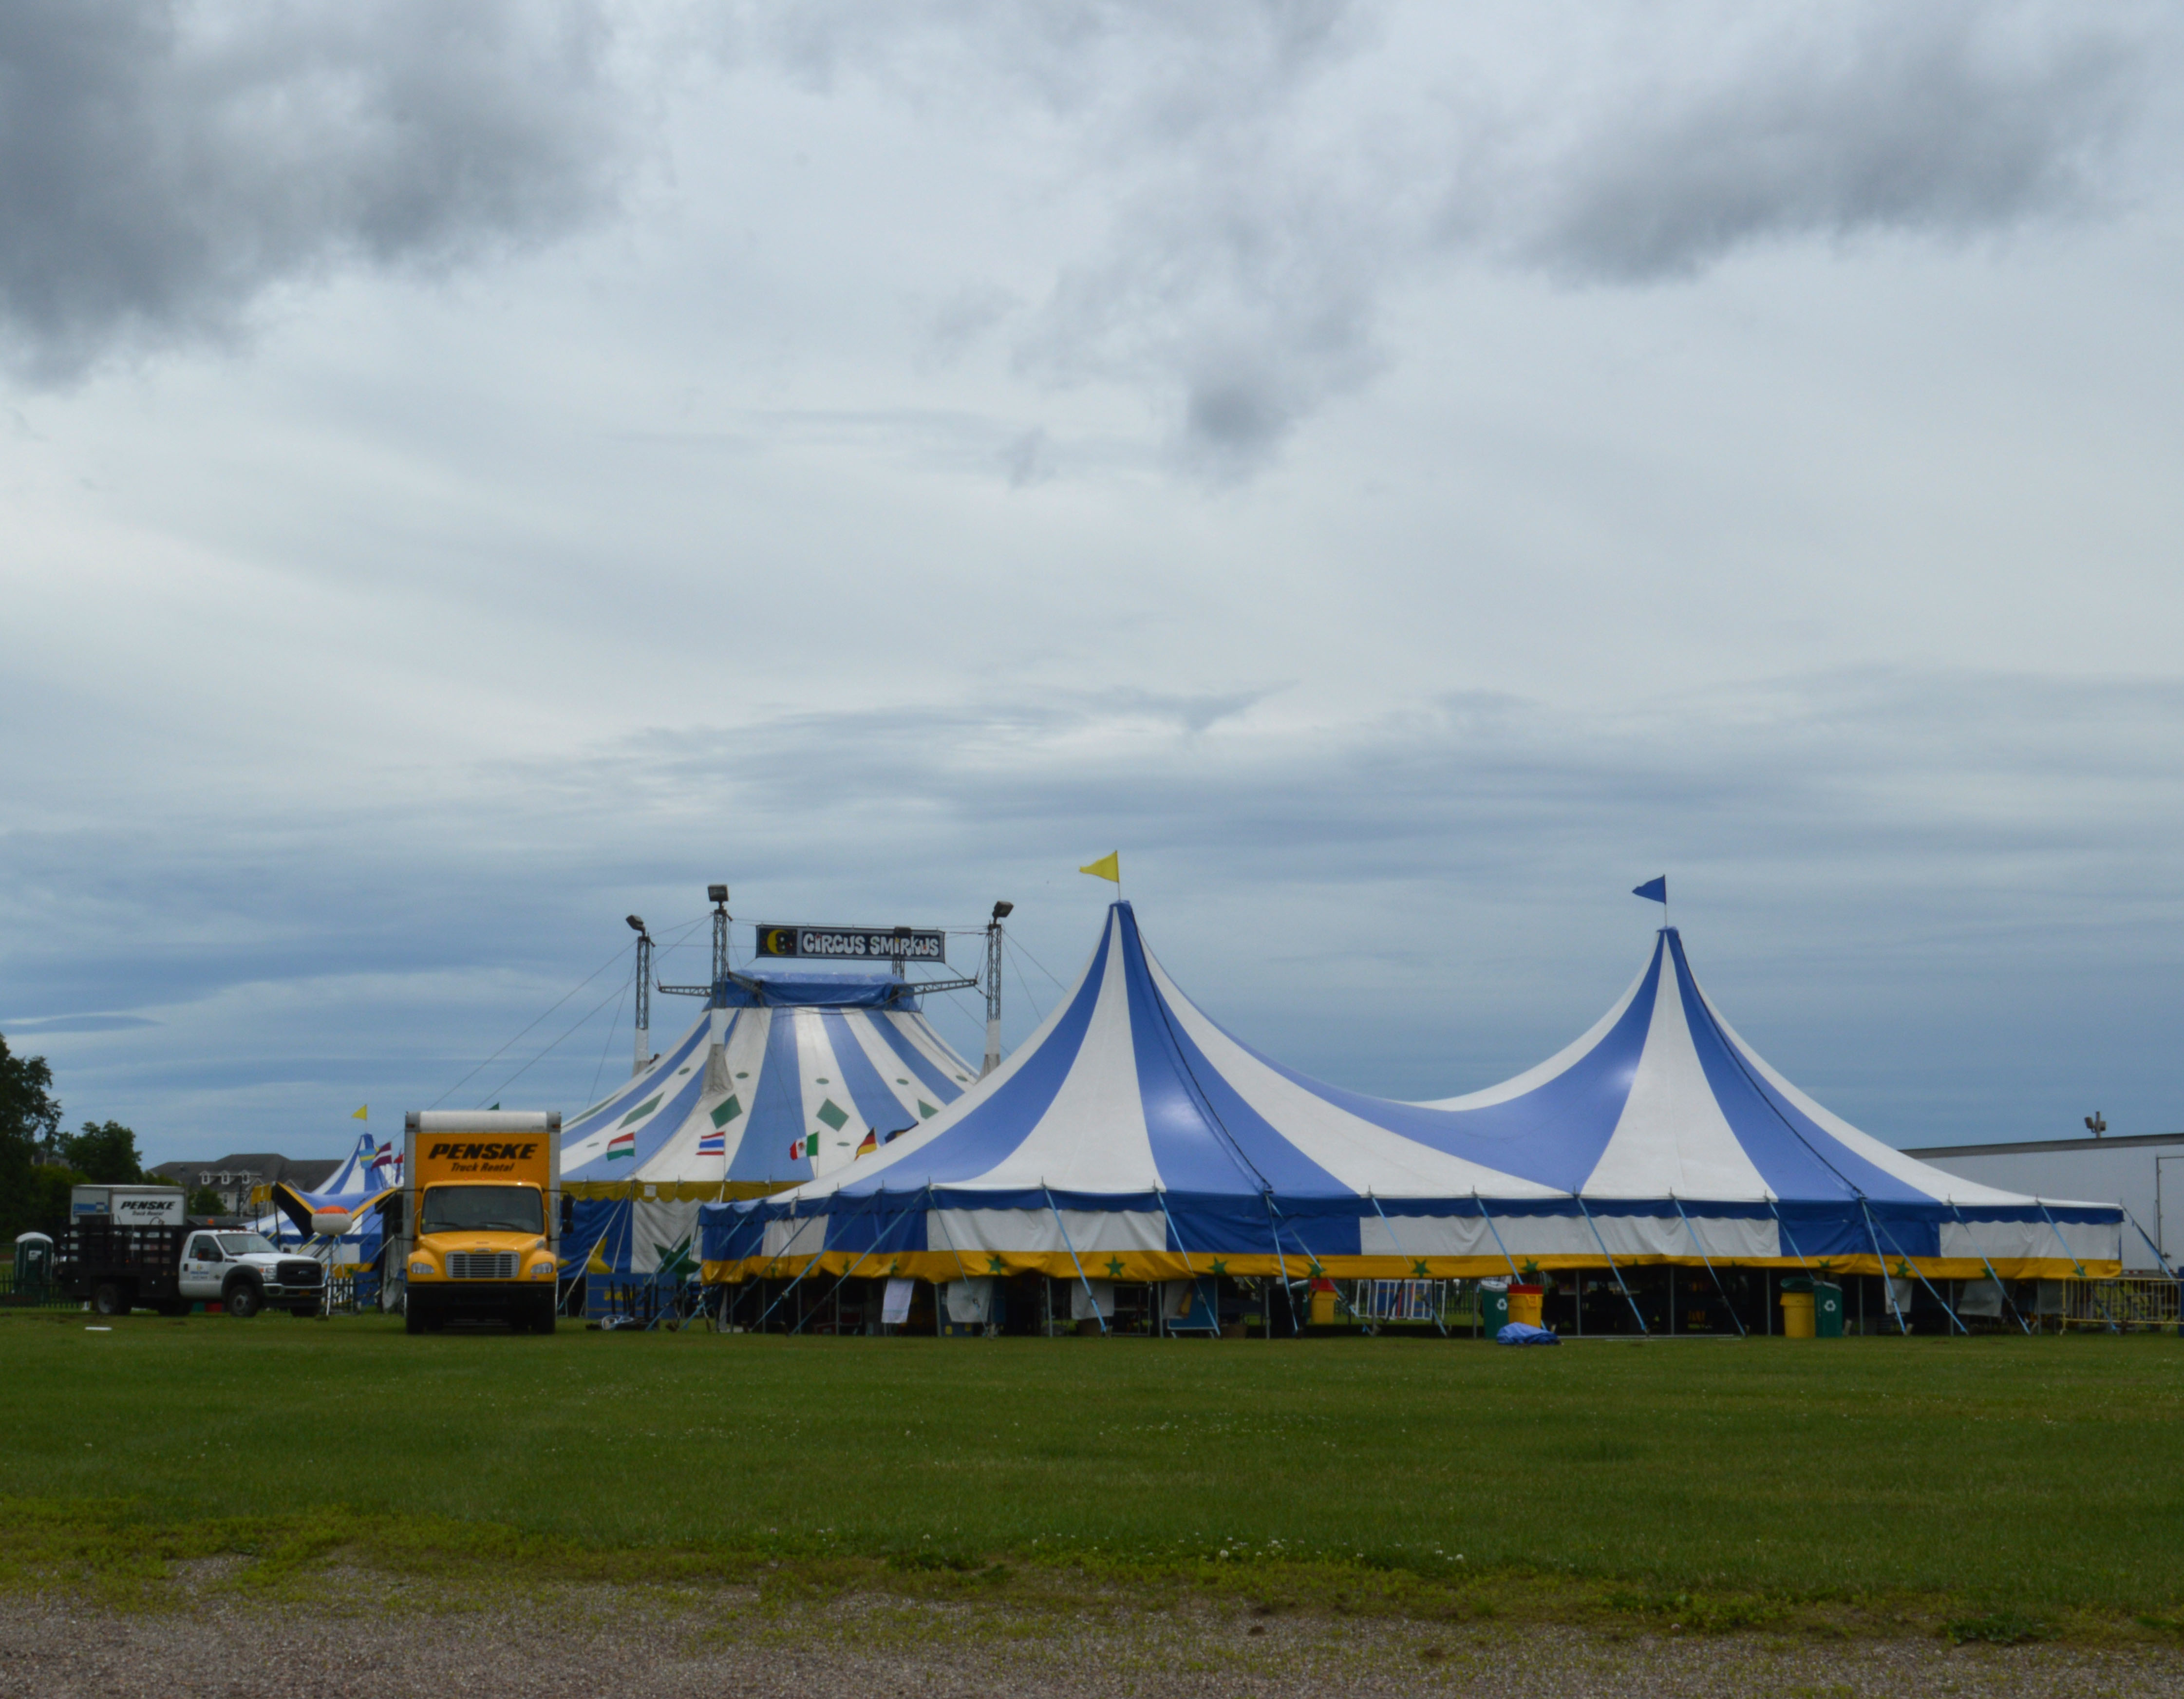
[59,1192,326,1318]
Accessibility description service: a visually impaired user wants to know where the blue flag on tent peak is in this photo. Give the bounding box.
[1632,875,1667,904]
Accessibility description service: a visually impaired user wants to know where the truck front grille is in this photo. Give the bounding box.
[277,1261,323,1288]
[447,1252,517,1281]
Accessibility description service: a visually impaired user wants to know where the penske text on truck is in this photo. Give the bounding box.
[395,1110,561,1334]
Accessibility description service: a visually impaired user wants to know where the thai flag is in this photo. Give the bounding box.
[697,1131,726,1157]
[607,1130,636,1162]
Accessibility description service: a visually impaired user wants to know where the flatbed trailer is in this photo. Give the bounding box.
[58,1217,327,1318]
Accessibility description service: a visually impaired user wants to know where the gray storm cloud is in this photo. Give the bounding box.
[3,2,2157,440]
[1496,6,2152,282]
[0,0,631,383]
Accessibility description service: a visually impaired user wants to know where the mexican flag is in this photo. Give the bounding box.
[607,1130,636,1162]
[790,1134,809,1162]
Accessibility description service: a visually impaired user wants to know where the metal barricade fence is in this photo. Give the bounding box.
[2059,1277,2181,1331]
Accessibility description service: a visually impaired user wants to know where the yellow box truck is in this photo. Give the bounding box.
[396,1110,561,1334]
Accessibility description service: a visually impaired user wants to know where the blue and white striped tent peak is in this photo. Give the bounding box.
[699,903,2122,1284]
[561,966,977,1289]
[563,967,976,1199]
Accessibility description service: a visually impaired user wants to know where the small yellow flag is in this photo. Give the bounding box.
[1079,851,1121,884]
[352,1105,368,1120]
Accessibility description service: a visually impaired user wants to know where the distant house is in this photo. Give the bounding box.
[147,1152,341,1216]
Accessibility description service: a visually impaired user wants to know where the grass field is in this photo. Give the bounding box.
[5,1312,2183,1640]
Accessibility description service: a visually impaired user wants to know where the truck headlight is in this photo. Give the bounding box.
[409,1260,433,1277]
[529,1262,556,1279]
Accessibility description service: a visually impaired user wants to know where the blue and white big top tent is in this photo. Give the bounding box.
[699,902,2122,1287]
[563,966,977,1284]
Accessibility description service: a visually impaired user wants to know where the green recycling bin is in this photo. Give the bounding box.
[1476,1283,1509,1333]
[1811,1280,1844,1338]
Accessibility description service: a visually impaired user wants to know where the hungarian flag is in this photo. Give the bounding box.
[606,1130,636,1162]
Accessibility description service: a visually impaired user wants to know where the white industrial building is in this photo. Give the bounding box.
[1908,1133,2184,1273]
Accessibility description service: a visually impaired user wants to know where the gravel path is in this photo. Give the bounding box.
[6,1585,2183,1699]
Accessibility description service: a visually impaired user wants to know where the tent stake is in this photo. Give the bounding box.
[1575,1194,1647,1335]
[1045,1184,1107,1337]
[1946,1201,2032,1336]
[1671,1195,1745,1338]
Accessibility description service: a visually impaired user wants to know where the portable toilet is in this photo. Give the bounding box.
[13,1231,54,1296]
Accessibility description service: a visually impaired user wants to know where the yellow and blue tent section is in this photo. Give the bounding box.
[700,902,2123,1290]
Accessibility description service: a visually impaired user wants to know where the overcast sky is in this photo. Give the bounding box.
[4,0,2181,1167]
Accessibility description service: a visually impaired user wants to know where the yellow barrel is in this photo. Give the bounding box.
[1780,1290,1816,1338]
[1507,1286,1544,1327]
[1309,1287,1337,1326]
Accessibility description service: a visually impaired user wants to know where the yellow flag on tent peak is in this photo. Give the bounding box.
[351,1104,368,1121]
[1079,851,1120,884]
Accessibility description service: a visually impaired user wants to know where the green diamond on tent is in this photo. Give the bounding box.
[618,1093,663,1128]
[710,1095,743,1128]
[816,1098,849,1132]
[917,1100,936,1118]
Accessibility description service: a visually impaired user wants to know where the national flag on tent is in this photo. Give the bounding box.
[606,1130,636,1162]
[855,1130,878,1158]
[790,1135,809,1162]
[697,1130,726,1157]
[367,1141,395,1178]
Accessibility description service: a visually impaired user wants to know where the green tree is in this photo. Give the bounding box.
[0,1033,65,1244]
[187,1186,224,1217]
[57,1120,144,1185]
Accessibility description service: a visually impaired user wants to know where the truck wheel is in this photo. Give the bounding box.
[223,1279,263,1319]
[92,1282,126,1317]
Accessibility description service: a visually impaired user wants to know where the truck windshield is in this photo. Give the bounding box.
[217,1233,277,1255]
[420,1186,542,1235]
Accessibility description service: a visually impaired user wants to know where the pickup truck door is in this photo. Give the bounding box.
[179,1234,225,1299]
